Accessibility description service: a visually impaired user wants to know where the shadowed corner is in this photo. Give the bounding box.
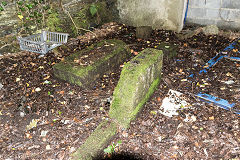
[93,152,144,160]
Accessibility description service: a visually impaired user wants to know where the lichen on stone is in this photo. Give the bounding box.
[109,48,163,128]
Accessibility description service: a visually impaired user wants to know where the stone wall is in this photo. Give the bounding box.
[0,0,18,37]
[187,0,240,30]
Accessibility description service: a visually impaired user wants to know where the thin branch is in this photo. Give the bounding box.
[59,0,97,36]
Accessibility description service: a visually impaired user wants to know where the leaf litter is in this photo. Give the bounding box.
[0,23,239,160]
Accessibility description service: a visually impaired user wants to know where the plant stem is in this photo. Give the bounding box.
[59,0,97,36]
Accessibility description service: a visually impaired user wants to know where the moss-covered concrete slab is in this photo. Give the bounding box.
[71,120,118,160]
[53,39,130,88]
[109,48,163,128]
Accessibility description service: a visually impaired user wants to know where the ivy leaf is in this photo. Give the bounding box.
[17,1,24,6]
[1,1,7,6]
[89,4,97,16]
[20,7,25,11]
[104,145,114,154]
[117,140,122,145]
[18,15,24,20]
[0,7,4,12]
[26,4,33,9]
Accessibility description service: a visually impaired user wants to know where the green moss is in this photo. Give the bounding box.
[71,120,118,160]
[46,11,63,32]
[130,77,160,120]
[53,39,130,88]
[110,78,161,128]
[109,48,163,128]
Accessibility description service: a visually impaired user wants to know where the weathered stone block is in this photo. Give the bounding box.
[222,0,240,9]
[53,39,130,88]
[71,120,117,160]
[118,0,187,32]
[187,7,207,19]
[188,0,206,8]
[206,8,220,19]
[109,48,163,128]
[205,0,221,8]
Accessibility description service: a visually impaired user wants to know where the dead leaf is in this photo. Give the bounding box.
[43,75,50,80]
[59,90,65,95]
[133,51,138,55]
[209,116,214,120]
[46,144,51,150]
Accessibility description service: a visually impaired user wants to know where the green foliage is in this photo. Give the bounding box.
[104,140,122,155]
[89,4,97,16]
[46,10,63,32]
[16,0,52,34]
[0,1,7,16]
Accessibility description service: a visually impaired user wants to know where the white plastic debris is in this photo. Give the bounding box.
[20,111,25,117]
[40,130,49,137]
[0,82,3,90]
[159,89,188,117]
[223,80,235,85]
[35,87,41,92]
[183,114,197,122]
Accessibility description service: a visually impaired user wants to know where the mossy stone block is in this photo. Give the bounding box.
[109,48,163,128]
[71,120,118,160]
[157,42,178,59]
[53,39,130,88]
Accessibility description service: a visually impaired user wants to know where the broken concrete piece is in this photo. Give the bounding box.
[53,39,130,88]
[176,27,203,40]
[109,48,163,128]
[202,25,219,36]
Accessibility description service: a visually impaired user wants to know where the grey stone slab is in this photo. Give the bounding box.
[216,20,240,30]
[205,0,221,9]
[118,0,186,32]
[186,18,240,30]
[206,8,220,19]
[222,0,240,9]
[186,18,218,26]
[188,0,206,7]
[219,9,240,22]
[187,7,207,19]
